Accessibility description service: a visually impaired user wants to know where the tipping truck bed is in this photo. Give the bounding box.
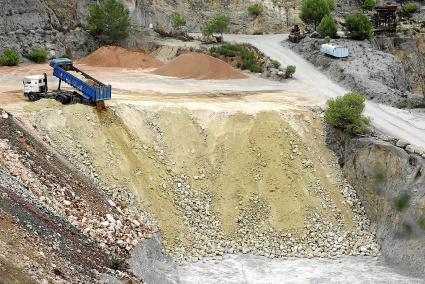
[50,58,112,103]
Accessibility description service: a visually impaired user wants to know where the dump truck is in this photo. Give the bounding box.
[23,58,111,108]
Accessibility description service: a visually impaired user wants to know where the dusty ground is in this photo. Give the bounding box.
[10,90,377,263]
[0,56,417,282]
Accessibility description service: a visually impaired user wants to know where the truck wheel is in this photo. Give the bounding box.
[28,93,40,102]
[73,96,82,104]
[55,94,71,105]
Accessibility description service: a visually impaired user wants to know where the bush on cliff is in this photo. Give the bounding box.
[317,14,337,38]
[325,92,371,135]
[345,12,373,40]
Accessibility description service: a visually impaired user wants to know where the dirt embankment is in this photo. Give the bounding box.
[152,52,249,80]
[77,46,164,69]
[27,102,378,262]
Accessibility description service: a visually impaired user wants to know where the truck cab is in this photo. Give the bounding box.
[23,74,48,101]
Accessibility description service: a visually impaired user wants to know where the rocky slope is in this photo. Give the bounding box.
[0,0,98,60]
[0,0,296,61]
[0,108,156,283]
[283,37,414,105]
[327,128,425,278]
[373,34,425,101]
[17,101,380,264]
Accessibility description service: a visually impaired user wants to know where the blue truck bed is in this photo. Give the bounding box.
[50,58,112,102]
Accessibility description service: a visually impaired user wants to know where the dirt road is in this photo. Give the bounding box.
[224,34,425,148]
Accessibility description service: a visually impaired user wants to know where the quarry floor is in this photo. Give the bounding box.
[165,255,422,283]
[0,42,424,282]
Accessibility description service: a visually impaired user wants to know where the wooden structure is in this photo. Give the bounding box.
[288,25,303,43]
[373,3,398,32]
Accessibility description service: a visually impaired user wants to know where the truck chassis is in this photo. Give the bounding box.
[25,90,96,106]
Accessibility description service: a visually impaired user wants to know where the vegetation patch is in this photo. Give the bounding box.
[271,59,281,69]
[395,194,410,212]
[171,11,187,30]
[317,14,337,38]
[363,0,376,10]
[0,48,20,66]
[285,65,297,78]
[110,258,125,270]
[202,15,230,41]
[27,47,48,63]
[248,3,264,16]
[325,92,371,135]
[404,2,418,14]
[345,12,373,40]
[87,0,129,44]
[209,43,264,73]
[300,0,331,30]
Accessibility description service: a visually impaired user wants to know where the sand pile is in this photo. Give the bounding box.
[78,46,164,69]
[152,52,248,80]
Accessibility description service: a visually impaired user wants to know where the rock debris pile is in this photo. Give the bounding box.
[28,103,379,263]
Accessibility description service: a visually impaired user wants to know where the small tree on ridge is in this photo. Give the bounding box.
[87,0,130,44]
[300,0,330,30]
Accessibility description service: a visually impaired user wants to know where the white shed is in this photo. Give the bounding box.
[320,44,349,58]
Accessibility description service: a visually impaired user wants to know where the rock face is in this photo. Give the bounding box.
[327,128,425,277]
[124,0,292,34]
[373,35,425,100]
[284,37,413,105]
[0,0,295,60]
[0,0,98,59]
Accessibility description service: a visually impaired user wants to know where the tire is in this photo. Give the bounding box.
[73,95,82,104]
[27,93,40,102]
[55,94,71,105]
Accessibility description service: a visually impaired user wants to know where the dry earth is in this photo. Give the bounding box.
[12,94,378,263]
[0,57,419,282]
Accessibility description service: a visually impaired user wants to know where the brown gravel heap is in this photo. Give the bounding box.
[152,52,248,80]
[78,46,164,69]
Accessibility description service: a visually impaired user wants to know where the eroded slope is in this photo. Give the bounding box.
[23,101,379,262]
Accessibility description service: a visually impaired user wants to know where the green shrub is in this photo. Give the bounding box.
[87,0,129,44]
[327,0,336,9]
[248,3,264,16]
[154,24,166,35]
[395,194,410,212]
[324,92,371,135]
[170,11,186,29]
[27,47,48,63]
[210,43,242,57]
[202,15,230,38]
[324,35,331,43]
[0,48,20,66]
[271,59,281,69]
[317,14,337,38]
[363,0,376,10]
[285,65,296,78]
[300,0,331,30]
[210,43,264,73]
[404,2,418,14]
[345,12,373,40]
[110,258,125,270]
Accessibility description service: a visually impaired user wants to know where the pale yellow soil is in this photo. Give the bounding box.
[28,100,363,258]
